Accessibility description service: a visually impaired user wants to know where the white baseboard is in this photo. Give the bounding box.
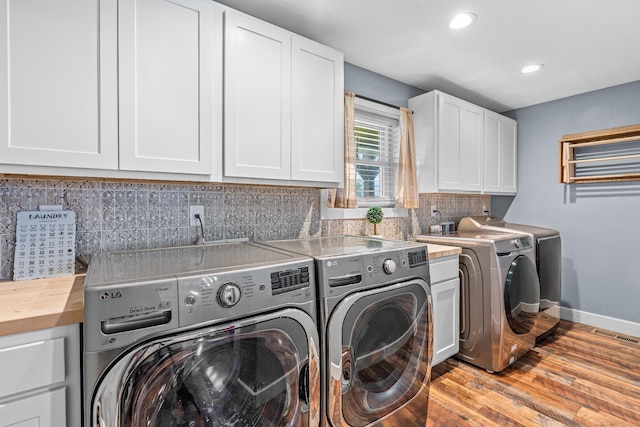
[560,307,640,338]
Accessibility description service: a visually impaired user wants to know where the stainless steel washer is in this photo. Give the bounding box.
[83,242,320,427]
[458,216,561,341]
[259,236,432,427]
[418,231,540,373]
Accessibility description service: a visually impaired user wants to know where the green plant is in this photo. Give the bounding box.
[366,206,384,235]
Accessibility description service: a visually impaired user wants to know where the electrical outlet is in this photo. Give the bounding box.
[430,205,437,218]
[190,205,204,227]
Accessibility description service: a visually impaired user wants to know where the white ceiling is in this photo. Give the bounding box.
[214,0,640,112]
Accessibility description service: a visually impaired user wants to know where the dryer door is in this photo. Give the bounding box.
[91,308,320,427]
[326,279,431,427]
[504,255,540,334]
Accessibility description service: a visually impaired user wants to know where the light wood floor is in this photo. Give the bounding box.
[427,320,640,426]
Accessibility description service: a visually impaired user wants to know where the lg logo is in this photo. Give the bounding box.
[100,291,122,300]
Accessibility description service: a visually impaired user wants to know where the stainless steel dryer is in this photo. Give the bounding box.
[458,216,561,341]
[417,231,540,373]
[259,236,432,427]
[83,242,320,427]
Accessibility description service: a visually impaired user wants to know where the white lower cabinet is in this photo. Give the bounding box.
[430,255,460,366]
[0,324,81,427]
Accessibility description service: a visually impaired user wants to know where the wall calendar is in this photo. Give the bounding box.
[13,210,76,281]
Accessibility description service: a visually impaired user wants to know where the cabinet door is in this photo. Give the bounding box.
[0,388,66,427]
[291,36,343,184]
[459,103,483,192]
[437,94,483,192]
[500,116,517,194]
[437,94,462,191]
[484,111,517,194]
[118,0,220,175]
[224,11,291,180]
[0,0,118,169]
[431,277,460,366]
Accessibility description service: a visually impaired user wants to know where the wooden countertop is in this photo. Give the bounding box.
[0,241,459,337]
[426,242,462,259]
[0,274,84,337]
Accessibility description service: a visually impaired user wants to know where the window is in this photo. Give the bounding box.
[354,98,400,207]
[320,97,407,221]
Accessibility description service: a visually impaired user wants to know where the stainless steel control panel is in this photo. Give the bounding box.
[315,246,429,299]
[177,259,315,327]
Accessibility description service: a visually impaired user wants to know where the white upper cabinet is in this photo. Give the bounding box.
[409,90,517,195]
[224,11,292,180]
[0,0,118,169]
[0,0,221,178]
[437,94,483,192]
[224,10,344,186]
[484,111,517,194]
[291,36,344,184]
[119,0,222,175]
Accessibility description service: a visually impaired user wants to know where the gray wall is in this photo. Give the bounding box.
[345,62,425,108]
[493,80,640,324]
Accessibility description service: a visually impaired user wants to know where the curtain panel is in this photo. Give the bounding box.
[327,91,358,208]
[395,107,419,209]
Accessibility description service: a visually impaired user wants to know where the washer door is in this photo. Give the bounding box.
[92,308,319,427]
[327,280,431,427]
[504,255,541,334]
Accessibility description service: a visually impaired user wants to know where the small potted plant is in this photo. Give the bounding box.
[366,206,384,236]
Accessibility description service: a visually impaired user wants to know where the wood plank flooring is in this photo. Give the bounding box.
[427,320,640,426]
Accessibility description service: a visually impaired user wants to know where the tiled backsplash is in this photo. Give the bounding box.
[0,177,489,279]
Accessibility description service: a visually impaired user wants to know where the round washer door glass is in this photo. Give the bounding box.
[117,317,313,427]
[331,281,430,426]
[504,255,541,334]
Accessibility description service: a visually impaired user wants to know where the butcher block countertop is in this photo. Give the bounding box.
[425,242,462,259]
[0,241,460,337]
[0,274,84,337]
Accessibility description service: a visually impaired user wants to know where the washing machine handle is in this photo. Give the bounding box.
[341,348,353,394]
[299,361,310,411]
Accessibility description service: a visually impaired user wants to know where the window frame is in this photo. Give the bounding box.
[320,97,408,221]
[354,97,400,207]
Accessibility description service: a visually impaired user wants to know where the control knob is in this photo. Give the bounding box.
[217,282,241,308]
[382,258,396,274]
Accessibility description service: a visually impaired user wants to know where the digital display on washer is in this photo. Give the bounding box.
[270,266,310,295]
[408,249,428,267]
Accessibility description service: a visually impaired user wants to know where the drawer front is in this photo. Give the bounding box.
[0,337,65,398]
[429,256,459,284]
[0,387,66,427]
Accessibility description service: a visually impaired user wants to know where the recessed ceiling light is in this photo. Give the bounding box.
[521,63,544,74]
[449,13,477,30]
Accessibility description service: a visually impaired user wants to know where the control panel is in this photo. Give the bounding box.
[271,266,310,295]
[177,260,315,327]
[317,244,430,299]
[495,236,533,254]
